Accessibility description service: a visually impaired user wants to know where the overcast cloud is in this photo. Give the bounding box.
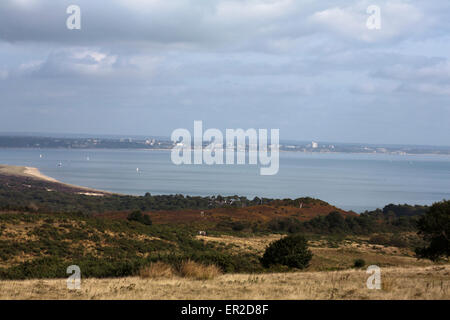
[0,0,449,145]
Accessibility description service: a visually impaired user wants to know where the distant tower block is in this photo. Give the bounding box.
[311,141,318,149]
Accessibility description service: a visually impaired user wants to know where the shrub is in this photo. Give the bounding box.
[267,217,302,233]
[231,221,247,231]
[261,234,312,269]
[179,260,222,280]
[369,234,408,248]
[139,262,174,279]
[127,210,152,225]
[368,234,389,246]
[353,259,365,268]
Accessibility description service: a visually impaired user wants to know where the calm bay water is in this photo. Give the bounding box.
[1,148,450,212]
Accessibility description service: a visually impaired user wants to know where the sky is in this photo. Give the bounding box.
[0,0,449,145]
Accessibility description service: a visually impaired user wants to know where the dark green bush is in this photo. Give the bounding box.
[353,259,365,268]
[261,234,312,269]
[127,210,152,225]
[231,221,247,231]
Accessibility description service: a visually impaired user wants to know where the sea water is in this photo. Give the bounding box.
[1,148,449,212]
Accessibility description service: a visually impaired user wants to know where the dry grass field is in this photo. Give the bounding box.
[1,233,443,300]
[196,234,435,271]
[0,264,448,300]
[0,234,447,300]
[0,213,447,300]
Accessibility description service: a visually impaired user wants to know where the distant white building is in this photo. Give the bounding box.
[311,141,318,149]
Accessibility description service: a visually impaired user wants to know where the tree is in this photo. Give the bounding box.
[261,234,312,269]
[415,201,449,261]
[325,211,347,233]
[127,210,152,225]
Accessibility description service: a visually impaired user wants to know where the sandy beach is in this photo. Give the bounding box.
[0,164,109,196]
[23,166,59,183]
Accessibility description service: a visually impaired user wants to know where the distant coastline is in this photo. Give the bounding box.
[2,146,450,159]
[1,135,449,156]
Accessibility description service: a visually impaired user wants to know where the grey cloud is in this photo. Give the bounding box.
[1,1,450,145]
[0,0,441,49]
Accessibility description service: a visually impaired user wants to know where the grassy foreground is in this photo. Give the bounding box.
[1,264,448,300]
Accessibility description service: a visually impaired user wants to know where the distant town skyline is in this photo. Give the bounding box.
[2,133,450,151]
[1,0,450,146]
